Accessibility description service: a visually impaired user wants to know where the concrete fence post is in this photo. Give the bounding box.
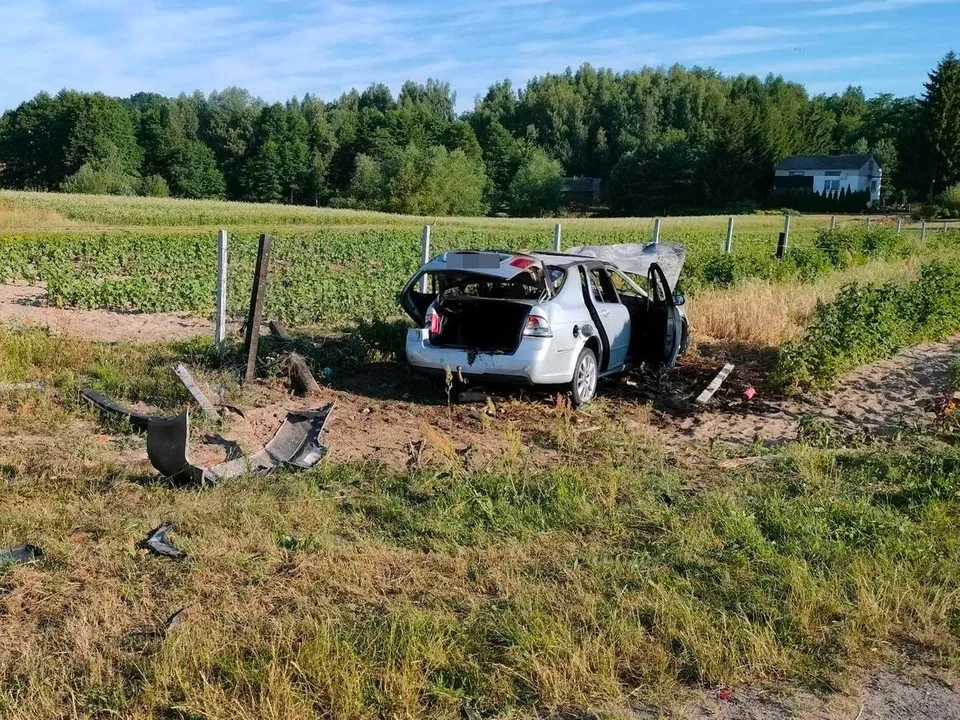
[896,216,903,234]
[944,220,949,234]
[653,217,661,244]
[724,216,734,254]
[866,216,872,228]
[553,223,562,252]
[921,220,927,242]
[782,214,791,252]
[830,215,837,230]
[215,229,227,351]
[419,225,431,293]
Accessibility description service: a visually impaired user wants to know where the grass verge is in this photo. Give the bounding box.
[0,330,958,718]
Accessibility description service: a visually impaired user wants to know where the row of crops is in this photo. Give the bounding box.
[0,224,926,325]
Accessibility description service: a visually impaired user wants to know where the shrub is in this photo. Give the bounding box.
[938,183,960,212]
[775,262,960,392]
[61,163,136,196]
[508,148,562,217]
[910,204,941,221]
[138,175,170,198]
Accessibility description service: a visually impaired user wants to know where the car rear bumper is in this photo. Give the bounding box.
[405,329,572,384]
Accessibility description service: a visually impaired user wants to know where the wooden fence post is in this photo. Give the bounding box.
[921,220,927,242]
[724,216,734,254]
[244,234,272,384]
[652,217,661,244]
[215,229,227,351]
[553,223,562,252]
[419,225,431,293]
[782,214,791,252]
[866,216,872,228]
[830,215,837,230]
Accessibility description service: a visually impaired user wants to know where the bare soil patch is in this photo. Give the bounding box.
[673,664,960,719]
[663,336,960,448]
[0,284,213,343]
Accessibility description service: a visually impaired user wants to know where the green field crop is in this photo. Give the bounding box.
[0,225,922,325]
[2,189,876,233]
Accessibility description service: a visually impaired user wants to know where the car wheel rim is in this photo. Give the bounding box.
[576,354,596,401]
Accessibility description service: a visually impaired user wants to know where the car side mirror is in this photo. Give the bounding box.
[673,292,686,306]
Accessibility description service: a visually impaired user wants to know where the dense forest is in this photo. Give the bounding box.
[1,52,958,216]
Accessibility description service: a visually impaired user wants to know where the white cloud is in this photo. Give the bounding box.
[0,0,944,112]
[807,0,956,15]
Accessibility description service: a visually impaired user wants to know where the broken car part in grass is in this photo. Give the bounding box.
[81,388,165,429]
[0,543,43,565]
[137,523,186,559]
[146,403,334,485]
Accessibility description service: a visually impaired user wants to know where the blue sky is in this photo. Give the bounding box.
[0,0,957,113]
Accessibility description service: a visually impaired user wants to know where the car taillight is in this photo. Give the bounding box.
[523,313,552,338]
[426,307,441,335]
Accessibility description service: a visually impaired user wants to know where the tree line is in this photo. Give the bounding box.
[1,53,958,216]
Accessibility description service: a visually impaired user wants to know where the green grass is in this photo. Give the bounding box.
[0,220,925,325]
[1,189,880,232]
[0,327,959,717]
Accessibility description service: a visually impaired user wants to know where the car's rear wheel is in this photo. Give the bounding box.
[570,347,598,407]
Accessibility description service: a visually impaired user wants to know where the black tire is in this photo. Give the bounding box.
[680,318,691,355]
[570,347,599,407]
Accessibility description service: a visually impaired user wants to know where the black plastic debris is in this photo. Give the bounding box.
[138,523,186,559]
[146,402,335,485]
[163,607,187,633]
[81,388,165,429]
[0,543,42,565]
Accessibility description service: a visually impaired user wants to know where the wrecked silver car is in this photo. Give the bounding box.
[399,243,689,405]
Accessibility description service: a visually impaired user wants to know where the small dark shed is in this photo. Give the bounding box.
[560,177,601,207]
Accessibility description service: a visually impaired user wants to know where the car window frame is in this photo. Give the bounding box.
[586,265,621,305]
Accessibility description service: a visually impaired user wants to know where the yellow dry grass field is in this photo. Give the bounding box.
[0,196,74,230]
[688,256,926,346]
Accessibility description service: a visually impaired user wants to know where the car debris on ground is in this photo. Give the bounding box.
[138,523,186,558]
[81,388,164,428]
[0,380,46,393]
[0,543,43,565]
[282,352,321,395]
[172,363,221,422]
[694,363,735,407]
[146,403,334,485]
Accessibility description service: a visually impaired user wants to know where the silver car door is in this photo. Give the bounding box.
[586,267,631,369]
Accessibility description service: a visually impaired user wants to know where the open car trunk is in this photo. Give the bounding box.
[400,251,549,354]
[431,298,532,353]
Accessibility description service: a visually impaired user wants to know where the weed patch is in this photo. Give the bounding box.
[774,262,960,392]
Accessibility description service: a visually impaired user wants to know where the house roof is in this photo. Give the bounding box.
[561,177,601,193]
[775,154,877,172]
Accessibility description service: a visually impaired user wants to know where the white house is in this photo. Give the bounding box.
[774,154,882,205]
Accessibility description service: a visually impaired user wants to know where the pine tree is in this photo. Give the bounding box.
[922,51,960,199]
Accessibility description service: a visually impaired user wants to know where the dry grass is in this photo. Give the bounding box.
[0,196,74,230]
[688,257,926,346]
